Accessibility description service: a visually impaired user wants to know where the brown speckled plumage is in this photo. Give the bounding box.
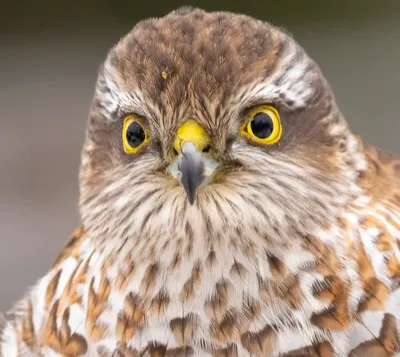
[1,7,400,357]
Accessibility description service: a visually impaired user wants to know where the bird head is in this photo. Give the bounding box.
[79,8,365,249]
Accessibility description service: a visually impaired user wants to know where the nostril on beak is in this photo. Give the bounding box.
[202,145,211,153]
[172,147,179,157]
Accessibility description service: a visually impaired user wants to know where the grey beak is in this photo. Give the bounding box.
[178,142,205,205]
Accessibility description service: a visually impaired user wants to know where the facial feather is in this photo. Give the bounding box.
[79,7,362,254]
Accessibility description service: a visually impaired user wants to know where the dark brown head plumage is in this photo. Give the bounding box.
[80,7,359,246]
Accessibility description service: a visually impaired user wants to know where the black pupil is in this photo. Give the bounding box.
[251,112,274,139]
[126,122,145,148]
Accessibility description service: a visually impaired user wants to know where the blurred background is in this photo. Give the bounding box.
[0,0,399,311]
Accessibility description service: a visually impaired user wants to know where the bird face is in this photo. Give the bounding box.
[167,106,283,204]
[79,8,363,248]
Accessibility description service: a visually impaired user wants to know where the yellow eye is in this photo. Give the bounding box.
[241,105,282,145]
[122,116,150,154]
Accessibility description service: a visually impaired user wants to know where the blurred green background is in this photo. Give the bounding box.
[0,1,399,311]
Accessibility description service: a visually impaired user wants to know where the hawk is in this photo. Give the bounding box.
[1,7,400,357]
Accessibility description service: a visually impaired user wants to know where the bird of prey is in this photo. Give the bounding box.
[1,7,400,357]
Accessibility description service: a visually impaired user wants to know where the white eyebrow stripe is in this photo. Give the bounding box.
[239,39,317,110]
[98,34,317,122]
[96,59,155,121]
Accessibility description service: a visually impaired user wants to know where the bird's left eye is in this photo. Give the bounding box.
[241,105,282,145]
[122,116,150,154]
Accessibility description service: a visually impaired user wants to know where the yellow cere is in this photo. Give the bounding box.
[122,116,150,154]
[173,120,211,154]
[241,105,282,145]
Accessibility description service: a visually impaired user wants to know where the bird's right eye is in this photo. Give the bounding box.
[122,116,150,154]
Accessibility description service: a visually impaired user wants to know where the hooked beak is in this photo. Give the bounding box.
[168,120,218,205]
[179,142,207,205]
